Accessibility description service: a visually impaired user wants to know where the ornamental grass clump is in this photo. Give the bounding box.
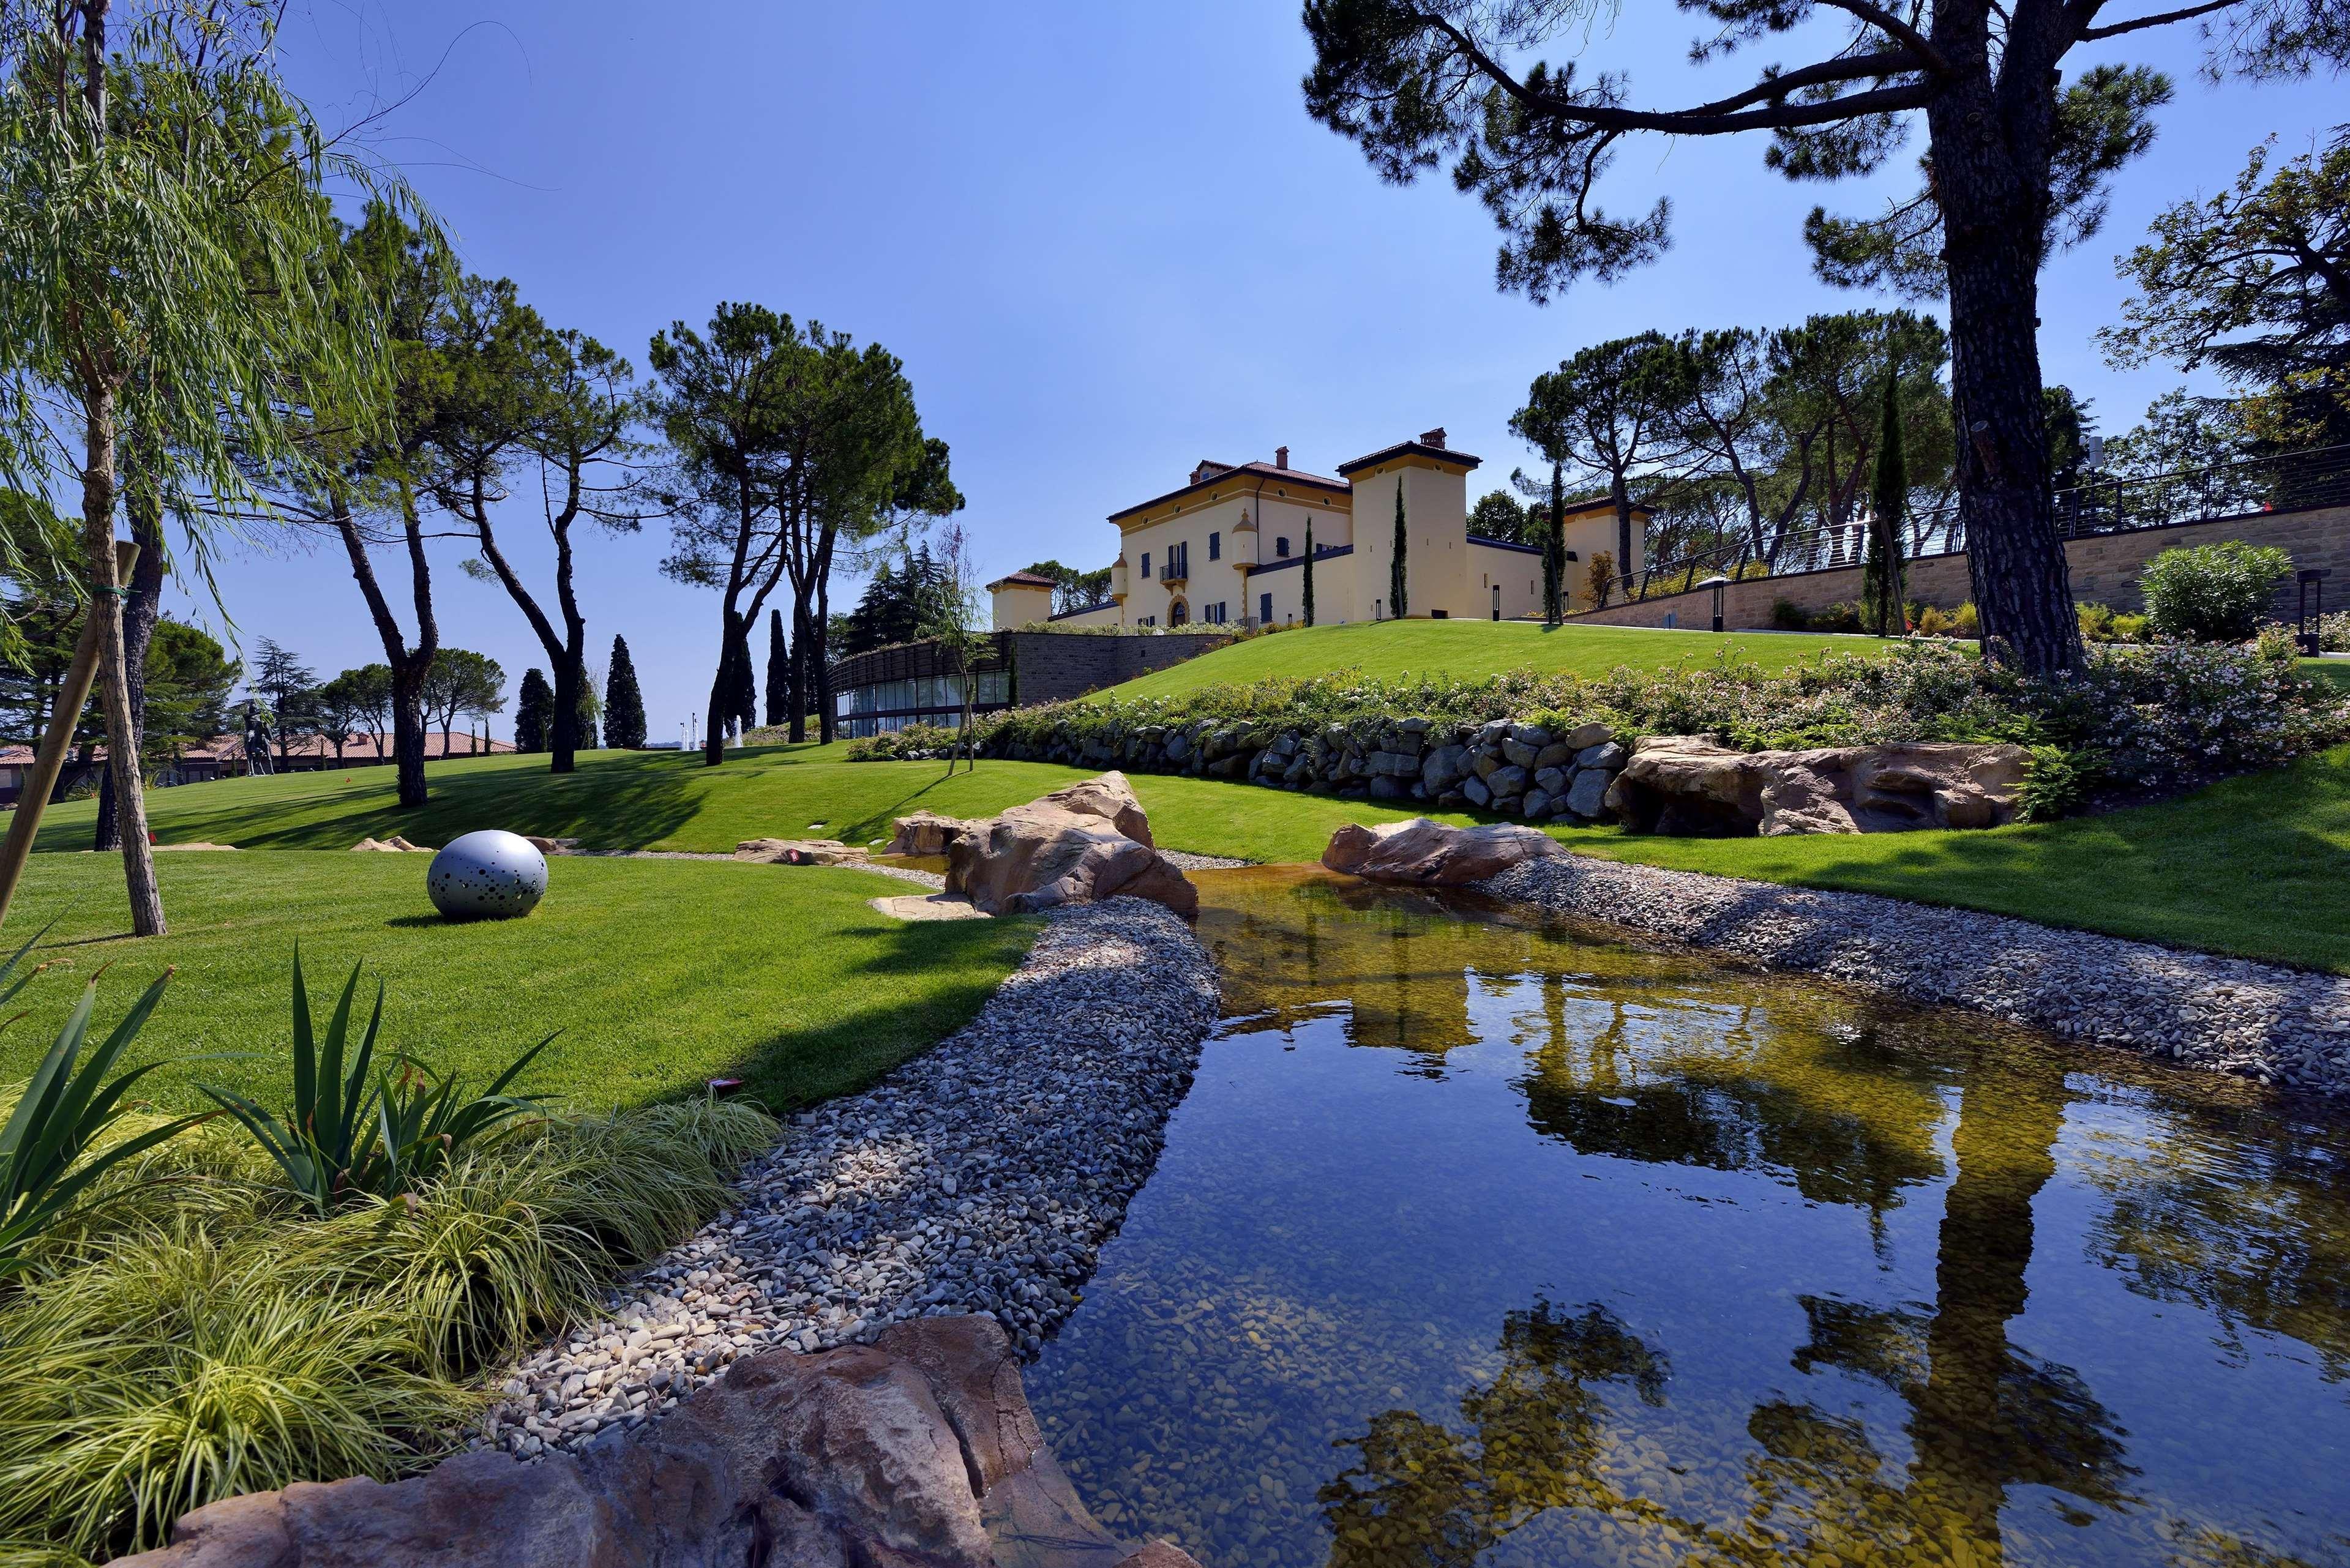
[0,958,779,1561]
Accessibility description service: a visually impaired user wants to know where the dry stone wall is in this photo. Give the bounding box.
[987,716,1631,825]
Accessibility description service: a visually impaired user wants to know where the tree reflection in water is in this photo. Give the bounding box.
[1028,870,2350,1568]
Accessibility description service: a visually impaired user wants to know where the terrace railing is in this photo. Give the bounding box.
[1620,442,2350,605]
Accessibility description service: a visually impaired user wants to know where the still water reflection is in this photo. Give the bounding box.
[1023,868,2350,1568]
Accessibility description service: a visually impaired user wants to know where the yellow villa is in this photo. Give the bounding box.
[989,428,1645,632]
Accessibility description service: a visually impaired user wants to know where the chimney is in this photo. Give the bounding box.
[1274,445,1290,470]
[1418,427,1447,448]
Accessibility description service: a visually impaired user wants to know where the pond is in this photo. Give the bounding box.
[1023,867,2350,1568]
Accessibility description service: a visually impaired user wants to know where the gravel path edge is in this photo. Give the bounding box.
[1480,854,2350,1096]
[480,896,1219,1458]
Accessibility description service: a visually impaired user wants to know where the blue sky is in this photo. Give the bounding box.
[168,1,2345,742]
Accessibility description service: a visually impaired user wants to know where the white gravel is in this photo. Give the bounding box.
[1158,849,1252,871]
[480,897,1219,1457]
[1483,856,2350,1096]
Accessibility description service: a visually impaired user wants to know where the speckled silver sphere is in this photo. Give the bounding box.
[427,830,547,920]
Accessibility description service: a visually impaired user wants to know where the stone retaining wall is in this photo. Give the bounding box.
[1571,502,2350,631]
[989,715,1630,824]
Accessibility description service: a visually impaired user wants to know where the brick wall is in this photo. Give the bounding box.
[1570,503,2350,630]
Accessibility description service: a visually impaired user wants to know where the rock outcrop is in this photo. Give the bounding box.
[1605,737,2029,836]
[1033,770,1155,846]
[1322,817,1570,885]
[888,810,980,857]
[117,1316,1197,1568]
[350,835,432,853]
[736,837,870,865]
[948,783,1196,920]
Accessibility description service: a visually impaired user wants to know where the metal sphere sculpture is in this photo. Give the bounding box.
[427,830,548,920]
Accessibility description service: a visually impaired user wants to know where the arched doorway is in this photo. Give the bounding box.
[1169,597,1189,625]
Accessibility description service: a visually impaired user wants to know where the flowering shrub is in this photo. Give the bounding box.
[842,722,983,762]
[2140,540,2294,643]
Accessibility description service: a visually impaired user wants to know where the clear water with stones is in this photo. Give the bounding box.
[1023,867,2350,1568]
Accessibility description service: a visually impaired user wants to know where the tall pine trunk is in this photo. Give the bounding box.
[703,603,741,764]
[1929,75,2082,674]
[814,576,836,745]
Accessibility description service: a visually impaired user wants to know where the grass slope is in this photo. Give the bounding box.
[1092,619,1890,701]
[3,852,1036,1113]
[1573,745,2350,974]
[33,747,1473,864]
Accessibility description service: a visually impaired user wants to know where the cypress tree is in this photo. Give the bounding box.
[604,635,647,749]
[1390,483,1409,619]
[1544,459,1566,622]
[1865,375,1910,637]
[514,668,553,753]
[765,608,788,725]
[1302,519,1315,627]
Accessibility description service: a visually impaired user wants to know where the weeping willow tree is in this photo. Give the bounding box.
[0,1,422,935]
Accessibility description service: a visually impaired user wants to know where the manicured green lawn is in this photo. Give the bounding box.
[32,747,1474,864]
[1570,745,2350,974]
[2,851,1037,1113]
[30,731,2348,979]
[1093,619,1893,701]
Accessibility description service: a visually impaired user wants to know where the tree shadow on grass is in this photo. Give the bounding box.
[660,909,1047,1114]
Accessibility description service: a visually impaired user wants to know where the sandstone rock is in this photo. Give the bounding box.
[889,811,981,857]
[522,835,580,855]
[156,842,239,852]
[870,894,990,922]
[117,1317,1202,1568]
[737,837,870,866]
[1035,770,1154,847]
[1322,817,1568,884]
[1605,736,2028,837]
[350,835,430,853]
[947,796,1196,919]
[1557,721,1614,752]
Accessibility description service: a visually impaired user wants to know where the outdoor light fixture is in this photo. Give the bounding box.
[1699,574,1730,633]
[2299,568,2332,657]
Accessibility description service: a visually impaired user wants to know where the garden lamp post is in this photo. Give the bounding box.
[1699,575,1730,634]
[2299,569,2331,658]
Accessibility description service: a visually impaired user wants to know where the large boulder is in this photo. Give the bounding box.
[948,804,1196,919]
[1604,736,2028,837]
[1322,818,1568,885]
[1033,770,1154,847]
[116,1316,1200,1568]
[888,810,981,857]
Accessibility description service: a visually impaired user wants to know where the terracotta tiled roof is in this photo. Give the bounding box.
[987,570,1058,591]
[1107,460,1351,523]
[1336,438,1483,477]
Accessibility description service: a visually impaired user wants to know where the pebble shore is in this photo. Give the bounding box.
[479,896,1219,1458]
[1483,855,2350,1096]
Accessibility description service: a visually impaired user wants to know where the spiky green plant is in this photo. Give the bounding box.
[202,952,550,1213]
[1,930,204,1280]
